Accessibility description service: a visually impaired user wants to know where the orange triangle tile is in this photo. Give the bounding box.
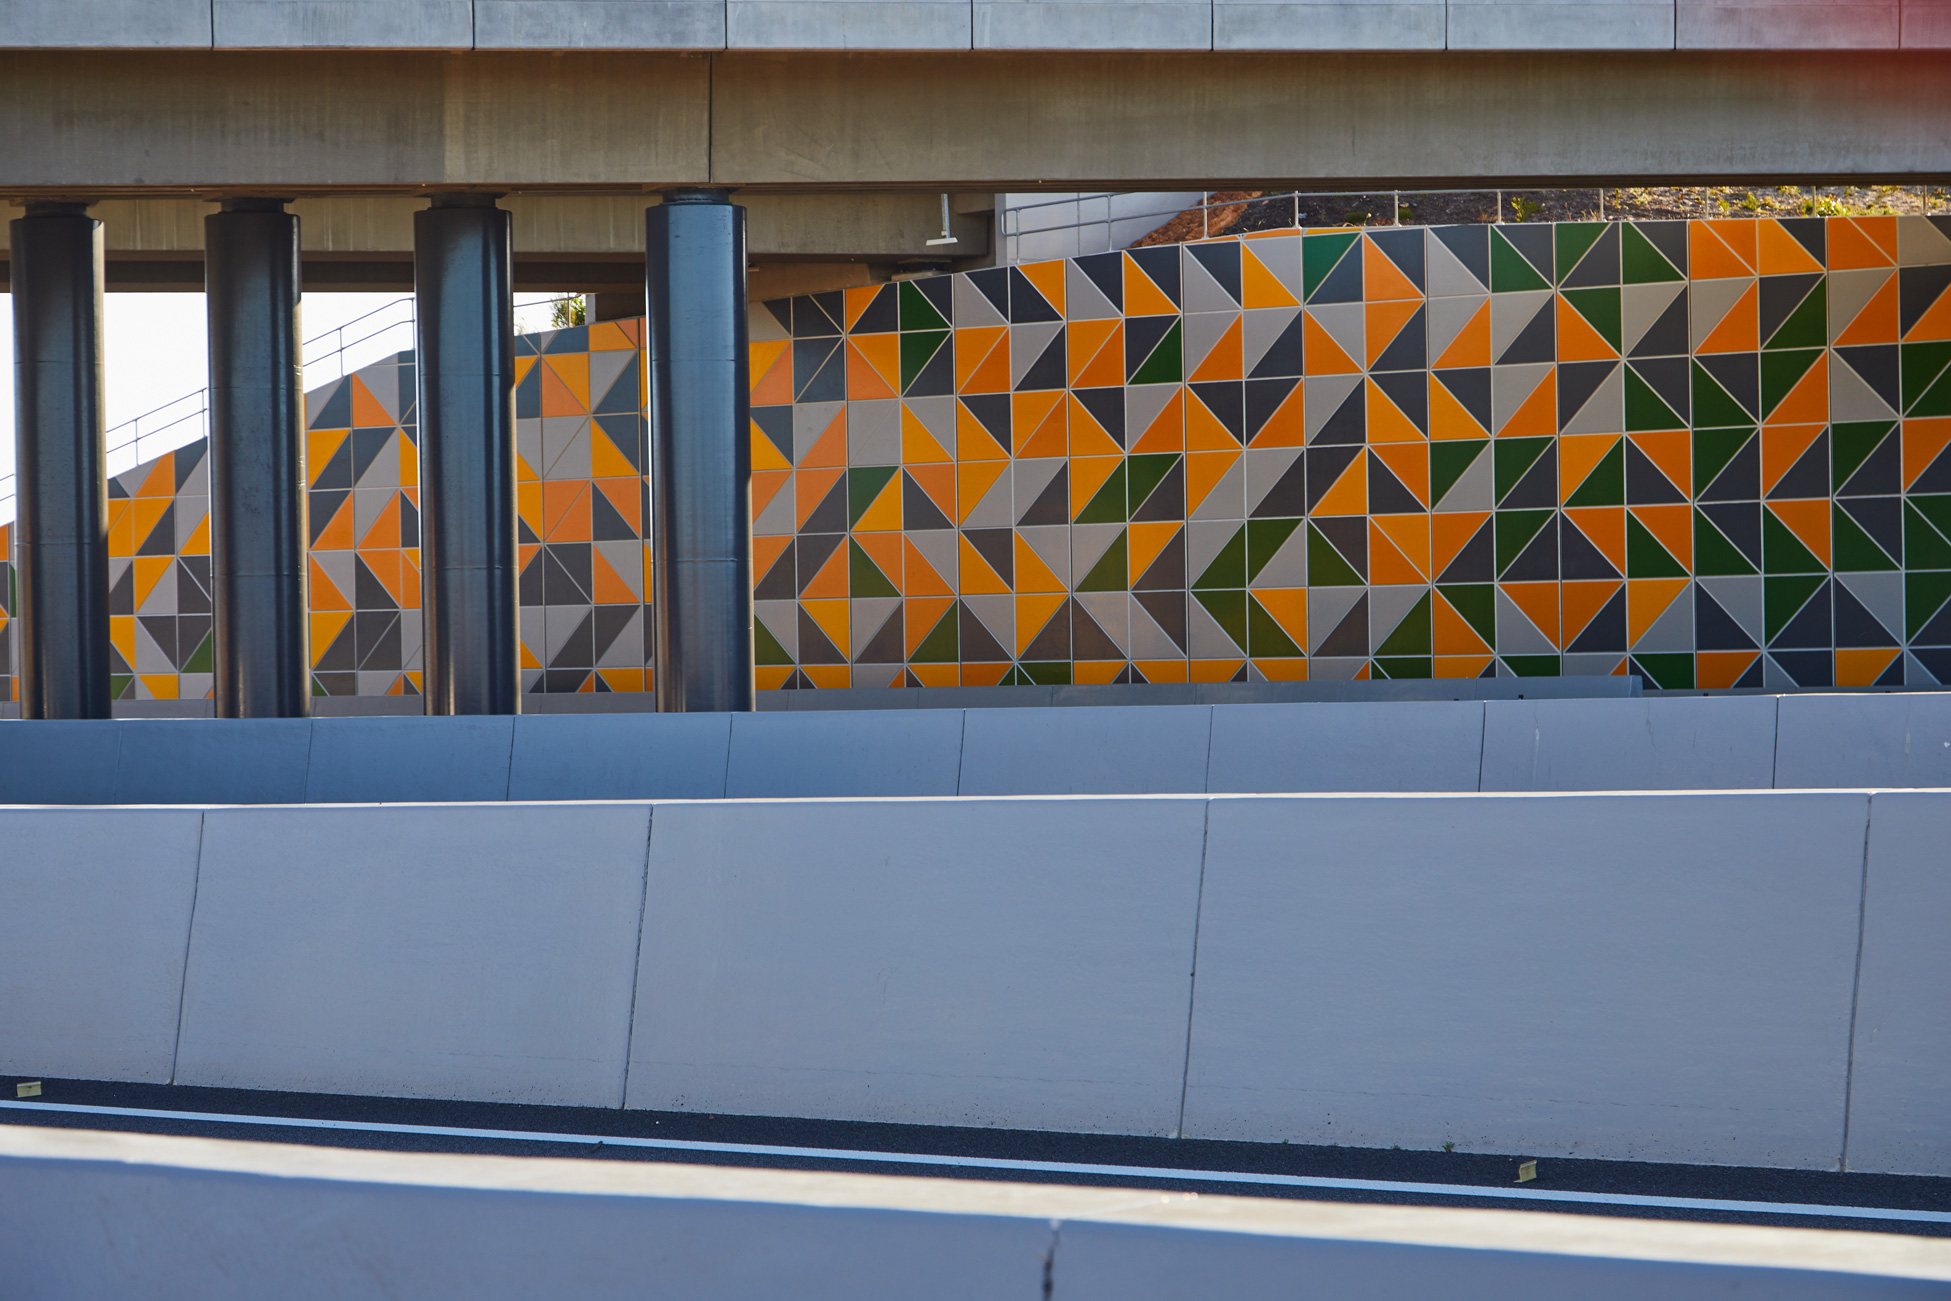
[1565,506,1627,575]
[1561,579,1622,644]
[1192,658,1246,684]
[589,320,634,352]
[1128,521,1182,584]
[751,468,790,518]
[137,456,176,499]
[1366,378,1424,444]
[902,539,954,597]
[110,614,136,668]
[801,664,851,690]
[180,513,210,558]
[1828,217,1893,271]
[1073,660,1127,686]
[399,440,419,489]
[955,328,1011,395]
[800,543,849,600]
[313,495,355,550]
[1371,441,1430,505]
[1558,293,1619,362]
[1837,273,1899,347]
[358,493,402,551]
[1251,588,1308,646]
[752,423,791,472]
[1187,390,1242,451]
[1768,498,1832,567]
[309,611,351,662]
[1072,321,1126,389]
[590,428,638,480]
[1631,430,1692,498]
[1703,220,1758,273]
[551,353,591,407]
[1433,589,1492,656]
[905,597,956,654]
[1071,456,1122,519]
[1633,503,1693,571]
[1187,449,1241,513]
[1433,300,1491,369]
[955,402,1010,461]
[1761,422,1825,495]
[750,345,794,406]
[1432,511,1489,577]
[1904,418,1951,490]
[801,598,849,652]
[900,405,953,463]
[909,462,957,521]
[349,375,393,429]
[1251,656,1309,684]
[1697,281,1759,354]
[1503,581,1560,647]
[956,459,1010,525]
[799,409,848,467]
[539,360,584,418]
[517,479,544,534]
[1429,375,1489,441]
[361,548,404,606]
[843,284,883,331]
[1767,353,1829,427]
[1688,222,1753,280]
[1371,514,1430,581]
[1133,659,1189,684]
[1067,319,1121,387]
[1188,315,1244,382]
[1302,312,1361,374]
[1837,646,1901,688]
[795,466,845,528]
[513,355,538,386]
[1696,650,1760,690]
[1436,654,1495,679]
[1241,247,1299,309]
[1759,219,1824,276]
[543,480,590,542]
[1013,391,1068,459]
[856,531,904,583]
[1014,592,1068,656]
[1854,215,1898,262]
[908,663,960,688]
[753,534,791,583]
[848,337,900,400]
[1364,236,1422,302]
[1498,369,1556,438]
[949,326,1004,394]
[1129,389,1185,455]
[854,475,902,533]
[1124,255,1179,317]
[1311,451,1367,516]
[1627,578,1689,645]
[1558,433,1620,502]
[1247,381,1307,448]
[1906,281,1951,344]
[308,557,350,611]
[1014,534,1065,593]
[128,556,170,612]
[1019,259,1066,317]
[1065,393,1122,459]
[1365,298,1423,368]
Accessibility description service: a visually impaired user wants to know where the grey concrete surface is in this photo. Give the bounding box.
[730,0,972,47]
[1774,694,1951,789]
[1205,700,1484,793]
[1842,791,1951,1177]
[1448,0,1676,48]
[112,719,313,804]
[1183,792,1872,1167]
[173,803,652,1105]
[475,0,728,47]
[956,704,1211,795]
[509,713,731,799]
[0,809,204,1085]
[0,0,211,46]
[1480,695,1780,791]
[1213,0,1447,49]
[627,797,1209,1133]
[5,1127,1949,1300]
[725,709,964,796]
[212,0,474,46]
[973,0,1213,48]
[1676,0,1901,47]
[304,715,515,802]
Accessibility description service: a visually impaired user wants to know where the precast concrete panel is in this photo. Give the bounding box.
[724,709,964,796]
[113,719,314,804]
[626,796,1208,1133]
[211,0,475,47]
[0,808,204,1083]
[1212,0,1447,49]
[956,704,1212,794]
[1676,0,1900,47]
[509,713,733,799]
[304,715,515,802]
[1205,701,1485,793]
[1841,791,1951,1177]
[1773,694,1951,789]
[0,721,123,804]
[1480,695,1779,791]
[174,803,652,1105]
[728,0,974,48]
[1446,0,1677,48]
[1182,792,1870,1167]
[0,0,211,46]
[474,0,731,47]
[973,0,1213,47]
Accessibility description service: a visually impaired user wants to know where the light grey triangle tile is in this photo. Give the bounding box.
[1426,232,1485,297]
[1190,454,1245,522]
[1126,384,1180,443]
[137,566,178,617]
[1018,524,1070,588]
[1063,262,1118,323]
[904,396,957,450]
[1252,520,1308,586]
[1188,593,1242,658]
[961,471,1014,529]
[1562,365,1626,436]
[1071,522,1124,584]
[588,351,634,409]
[1763,653,1798,690]
[1306,303,1364,370]
[1827,268,1891,344]
[750,301,791,343]
[1182,251,1235,315]
[955,274,1007,327]
[1491,364,1553,434]
[1309,656,1364,682]
[1243,306,1300,375]
[598,608,645,669]
[1012,457,1064,521]
[1495,586,1556,655]
[1187,519,1241,584]
[756,599,798,661]
[1304,374,1364,441]
[1183,310,1240,379]
[792,402,845,465]
[963,594,1014,654]
[356,432,401,490]
[1634,581,1695,653]
[1831,353,1898,422]
[1699,576,1763,644]
[1008,322,1064,389]
[1906,650,1938,686]
[1426,294,1486,364]
[1307,586,1365,655]
[1076,591,1130,655]
[849,596,902,658]
[752,478,797,535]
[1490,291,1551,360]
[517,417,543,476]
[1249,234,1304,302]
[1897,216,1951,268]
[1127,595,1182,659]
[1689,276,1753,352]
[315,552,357,605]
[847,399,901,466]
[906,529,958,589]
[1368,583,1427,649]
[1245,446,1303,515]
[1621,282,1685,355]
[1563,653,1624,678]
[542,417,591,481]
[1838,571,1905,643]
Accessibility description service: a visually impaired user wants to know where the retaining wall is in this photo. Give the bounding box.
[1,790,1942,1175]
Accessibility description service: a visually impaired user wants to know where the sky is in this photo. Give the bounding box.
[0,291,573,515]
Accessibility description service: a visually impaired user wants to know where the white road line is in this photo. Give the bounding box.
[2,1099,1946,1226]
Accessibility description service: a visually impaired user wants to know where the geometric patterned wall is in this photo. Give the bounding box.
[750,215,1951,691]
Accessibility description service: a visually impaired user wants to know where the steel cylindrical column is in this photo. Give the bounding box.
[10,203,111,720]
[647,190,752,713]
[206,199,309,717]
[414,196,518,715]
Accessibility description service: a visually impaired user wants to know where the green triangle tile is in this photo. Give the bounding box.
[1490,228,1550,293]
[1625,366,1684,432]
[1627,512,1688,578]
[1760,349,1821,419]
[1440,583,1497,649]
[898,280,948,332]
[1565,439,1626,508]
[1195,587,1249,650]
[1503,654,1562,678]
[1023,661,1073,685]
[1762,509,1825,574]
[849,539,900,597]
[310,677,327,697]
[1554,223,1607,283]
[1077,529,1129,592]
[1694,508,1758,577]
[1912,493,1951,541]
[899,330,948,390]
[1494,438,1551,503]
[1915,366,1951,419]
[1131,321,1182,386]
[1563,286,1623,351]
[1246,517,1303,581]
[1621,224,1684,285]
[1903,341,1951,412]
[1308,522,1364,586]
[112,673,136,699]
[910,603,959,662]
[1075,461,1128,524]
[1128,454,1181,512]
[1693,427,1753,495]
[1831,422,1894,492]
[1431,439,1488,506]
[1248,592,1304,657]
[1906,568,1951,640]
[846,465,899,528]
[755,616,794,666]
[1302,231,1361,299]
[1375,656,1434,680]
[1692,362,1753,429]
[1194,525,1248,589]
[1765,574,1826,641]
[1376,590,1434,656]
[1634,652,1695,689]
[1833,503,1897,572]
[1495,510,1553,574]
[1906,502,1951,573]
[1765,279,1827,351]
[181,630,213,674]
